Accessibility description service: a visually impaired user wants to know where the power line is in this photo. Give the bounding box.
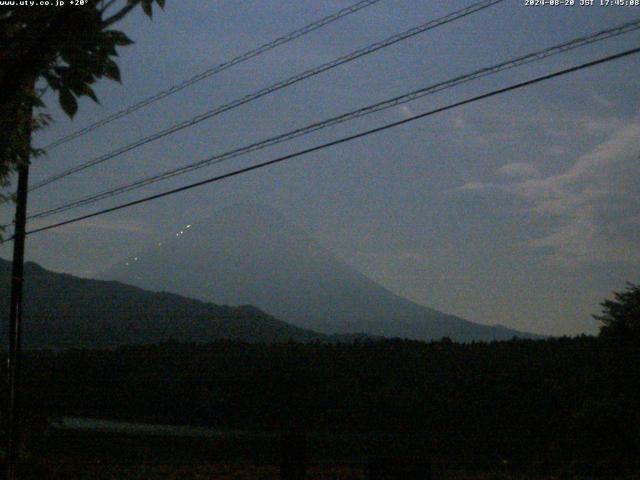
[26,19,640,222]
[17,46,640,240]
[39,0,385,151]
[29,0,504,192]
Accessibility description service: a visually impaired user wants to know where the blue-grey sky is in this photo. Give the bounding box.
[2,0,639,336]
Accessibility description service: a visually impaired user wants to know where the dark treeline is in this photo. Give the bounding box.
[3,335,639,476]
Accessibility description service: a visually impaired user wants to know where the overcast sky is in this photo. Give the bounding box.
[2,0,639,336]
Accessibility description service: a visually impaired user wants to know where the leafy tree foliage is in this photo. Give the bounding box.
[0,0,166,204]
[594,282,640,340]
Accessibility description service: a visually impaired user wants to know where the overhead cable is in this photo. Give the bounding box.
[39,0,386,151]
[26,19,640,222]
[30,0,504,191]
[16,46,640,239]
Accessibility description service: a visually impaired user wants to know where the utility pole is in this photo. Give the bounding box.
[5,104,32,480]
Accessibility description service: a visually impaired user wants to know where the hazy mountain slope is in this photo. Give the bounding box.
[100,203,538,341]
[0,258,327,349]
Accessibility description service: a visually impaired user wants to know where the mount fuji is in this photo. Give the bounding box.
[99,203,538,342]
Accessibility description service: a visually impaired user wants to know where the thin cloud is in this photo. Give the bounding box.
[448,180,499,194]
[398,104,415,119]
[496,162,539,179]
[453,122,640,266]
[40,218,152,235]
[590,90,614,109]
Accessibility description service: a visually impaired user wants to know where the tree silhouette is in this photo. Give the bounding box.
[0,0,166,205]
[594,282,640,341]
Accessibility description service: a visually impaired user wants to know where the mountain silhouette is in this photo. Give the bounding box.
[0,258,330,349]
[100,203,538,341]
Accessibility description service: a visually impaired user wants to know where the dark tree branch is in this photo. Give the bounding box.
[100,0,119,14]
[103,2,138,27]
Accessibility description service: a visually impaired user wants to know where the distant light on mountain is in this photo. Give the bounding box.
[99,203,540,342]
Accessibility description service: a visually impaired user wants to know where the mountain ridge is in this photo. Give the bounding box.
[0,258,337,349]
[100,203,541,342]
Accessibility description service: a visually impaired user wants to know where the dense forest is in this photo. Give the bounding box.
[0,283,637,478]
[2,334,638,477]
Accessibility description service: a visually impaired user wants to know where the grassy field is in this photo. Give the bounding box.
[15,461,639,480]
[10,428,637,479]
